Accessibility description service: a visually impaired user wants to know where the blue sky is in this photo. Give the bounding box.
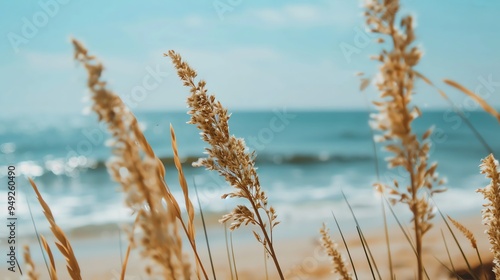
[1,0,499,115]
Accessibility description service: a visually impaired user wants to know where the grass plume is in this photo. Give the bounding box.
[193,180,217,280]
[29,178,81,280]
[23,246,39,280]
[448,216,478,251]
[448,215,484,278]
[166,49,284,279]
[477,154,500,278]
[320,223,352,280]
[72,38,207,279]
[440,229,458,280]
[364,0,447,278]
[332,212,358,280]
[18,1,500,277]
[40,235,58,280]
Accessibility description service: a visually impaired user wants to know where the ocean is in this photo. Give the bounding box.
[1,110,499,236]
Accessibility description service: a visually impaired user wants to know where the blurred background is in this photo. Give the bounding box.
[1,0,500,239]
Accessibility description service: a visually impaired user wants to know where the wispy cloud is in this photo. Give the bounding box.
[251,5,324,26]
[232,1,359,29]
[152,46,358,110]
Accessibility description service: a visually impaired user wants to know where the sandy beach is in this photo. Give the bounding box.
[4,209,492,280]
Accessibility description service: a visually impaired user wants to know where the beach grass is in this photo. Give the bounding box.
[20,0,500,279]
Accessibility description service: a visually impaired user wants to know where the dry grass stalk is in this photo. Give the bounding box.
[170,124,196,248]
[120,215,140,280]
[23,246,39,280]
[364,1,446,279]
[28,178,81,280]
[447,215,477,250]
[40,235,58,280]
[170,124,201,277]
[120,242,133,280]
[166,50,284,279]
[443,79,500,123]
[71,38,206,279]
[477,154,500,278]
[447,214,484,277]
[320,224,352,280]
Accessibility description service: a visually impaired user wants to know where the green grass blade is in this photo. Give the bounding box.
[332,211,358,280]
[382,195,430,279]
[341,190,381,280]
[433,254,464,280]
[224,223,235,280]
[356,226,376,280]
[230,231,239,280]
[381,197,394,280]
[25,185,49,278]
[264,247,269,280]
[431,199,479,280]
[441,229,459,280]
[194,179,217,280]
[414,71,495,154]
[475,247,484,280]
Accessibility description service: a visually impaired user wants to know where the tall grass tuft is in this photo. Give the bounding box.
[166,50,284,279]
[364,0,447,278]
[71,39,207,279]
[320,223,353,280]
[447,215,478,253]
[448,215,484,278]
[477,154,500,278]
[23,245,39,280]
[28,178,81,279]
[40,235,58,280]
[19,2,500,277]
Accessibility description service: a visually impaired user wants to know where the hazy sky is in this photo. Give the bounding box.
[1,0,499,115]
